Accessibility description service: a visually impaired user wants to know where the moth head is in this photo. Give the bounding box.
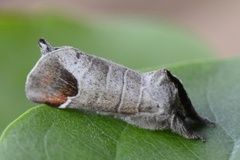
[25,39,78,107]
[165,70,193,117]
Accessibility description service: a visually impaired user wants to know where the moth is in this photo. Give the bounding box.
[26,38,215,141]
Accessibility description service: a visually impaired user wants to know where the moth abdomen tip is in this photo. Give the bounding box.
[38,38,47,45]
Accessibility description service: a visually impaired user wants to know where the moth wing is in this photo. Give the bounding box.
[26,56,78,107]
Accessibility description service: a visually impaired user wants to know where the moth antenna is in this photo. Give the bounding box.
[38,38,53,55]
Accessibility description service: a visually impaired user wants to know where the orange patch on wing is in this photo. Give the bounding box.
[26,58,78,107]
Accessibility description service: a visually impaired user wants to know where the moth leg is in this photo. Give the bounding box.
[184,104,215,126]
[170,113,205,141]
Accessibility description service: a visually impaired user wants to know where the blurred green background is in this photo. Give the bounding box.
[0,12,215,135]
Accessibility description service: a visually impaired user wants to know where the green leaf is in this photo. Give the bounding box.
[0,13,215,134]
[1,58,240,160]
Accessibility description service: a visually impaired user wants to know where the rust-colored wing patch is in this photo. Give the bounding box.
[26,57,78,107]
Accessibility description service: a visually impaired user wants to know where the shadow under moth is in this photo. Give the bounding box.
[26,39,215,141]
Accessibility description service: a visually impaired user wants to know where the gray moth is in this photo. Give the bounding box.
[26,39,215,141]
